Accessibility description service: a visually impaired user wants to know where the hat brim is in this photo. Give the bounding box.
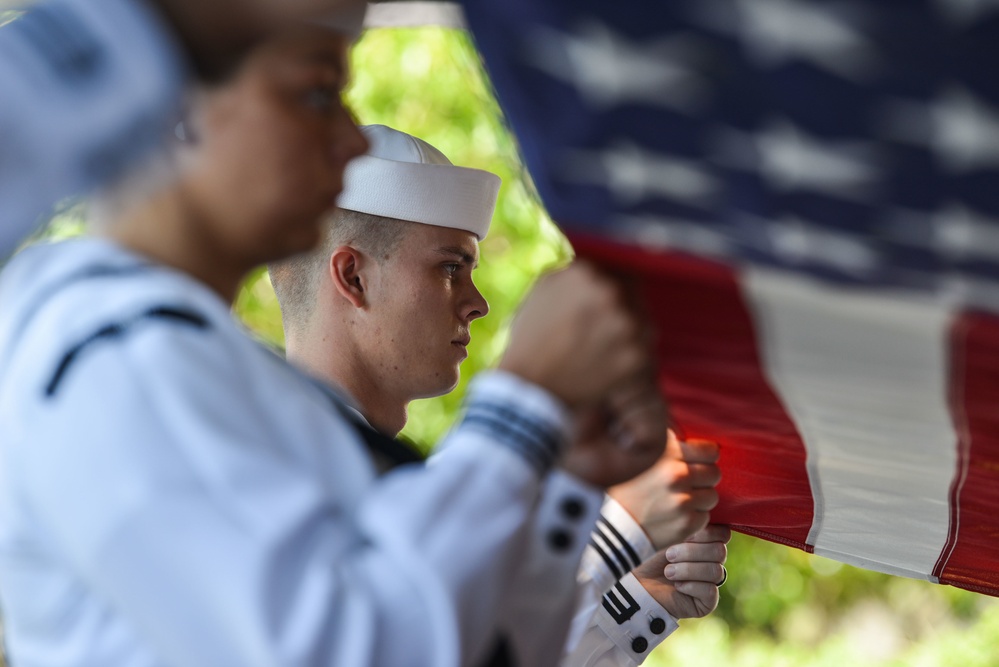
[336,155,500,239]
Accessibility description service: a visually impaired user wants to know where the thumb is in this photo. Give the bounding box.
[664,429,683,461]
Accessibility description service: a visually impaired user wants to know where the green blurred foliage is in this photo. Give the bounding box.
[658,533,999,667]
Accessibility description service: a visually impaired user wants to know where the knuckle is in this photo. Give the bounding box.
[691,489,717,510]
[706,526,730,544]
[688,511,710,534]
[688,463,714,483]
[668,460,690,478]
[681,439,721,463]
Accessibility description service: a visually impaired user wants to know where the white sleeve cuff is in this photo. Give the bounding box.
[579,496,656,594]
[594,573,678,663]
[599,497,656,565]
[536,470,604,561]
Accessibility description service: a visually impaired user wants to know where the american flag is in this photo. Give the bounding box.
[461,0,999,596]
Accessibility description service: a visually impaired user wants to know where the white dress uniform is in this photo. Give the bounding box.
[0,237,608,667]
[0,0,184,259]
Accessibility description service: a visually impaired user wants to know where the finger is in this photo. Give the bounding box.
[663,561,726,584]
[664,428,682,460]
[677,509,711,540]
[678,439,720,464]
[673,580,721,612]
[664,541,727,564]
[685,524,732,544]
[642,509,710,546]
[670,463,722,490]
[674,488,718,513]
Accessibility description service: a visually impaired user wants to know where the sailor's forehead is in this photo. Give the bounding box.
[403,222,480,256]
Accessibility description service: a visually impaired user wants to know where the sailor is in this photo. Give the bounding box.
[0,15,665,667]
[0,0,365,258]
[269,124,731,666]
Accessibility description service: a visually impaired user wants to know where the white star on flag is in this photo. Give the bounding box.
[733,0,883,83]
[766,215,880,275]
[562,141,719,206]
[755,120,882,200]
[523,20,713,112]
[615,213,733,257]
[935,204,999,260]
[933,88,999,172]
[933,0,999,26]
[879,88,999,173]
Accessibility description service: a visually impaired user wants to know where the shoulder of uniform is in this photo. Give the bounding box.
[45,303,211,397]
[8,250,226,399]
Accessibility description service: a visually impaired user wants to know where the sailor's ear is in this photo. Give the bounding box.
[329,245,366,308]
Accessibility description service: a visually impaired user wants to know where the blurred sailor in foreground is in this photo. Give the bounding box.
[0,0,364,257]
[0,9,670,667]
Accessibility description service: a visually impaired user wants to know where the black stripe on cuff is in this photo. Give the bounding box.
[588,536,623,580]
[598,515,642,570]
[593,523,636,582]
[602,582,641,625]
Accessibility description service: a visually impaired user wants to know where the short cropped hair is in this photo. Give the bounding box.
[269,208,409,334]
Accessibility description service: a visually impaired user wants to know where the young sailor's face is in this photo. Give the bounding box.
[180,28,368,267]
[362,223,489,400]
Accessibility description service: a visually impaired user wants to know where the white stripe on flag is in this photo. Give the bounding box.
[743,268,958,580]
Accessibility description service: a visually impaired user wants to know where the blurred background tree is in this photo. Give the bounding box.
[237,27,999,667]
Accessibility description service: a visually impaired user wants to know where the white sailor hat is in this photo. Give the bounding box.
[337,125,501,240]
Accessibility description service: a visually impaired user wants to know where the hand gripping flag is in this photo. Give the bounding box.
[462,0,999,596]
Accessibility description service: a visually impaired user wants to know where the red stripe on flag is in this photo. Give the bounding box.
[937,312,999,595]
[569,234,815,549]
